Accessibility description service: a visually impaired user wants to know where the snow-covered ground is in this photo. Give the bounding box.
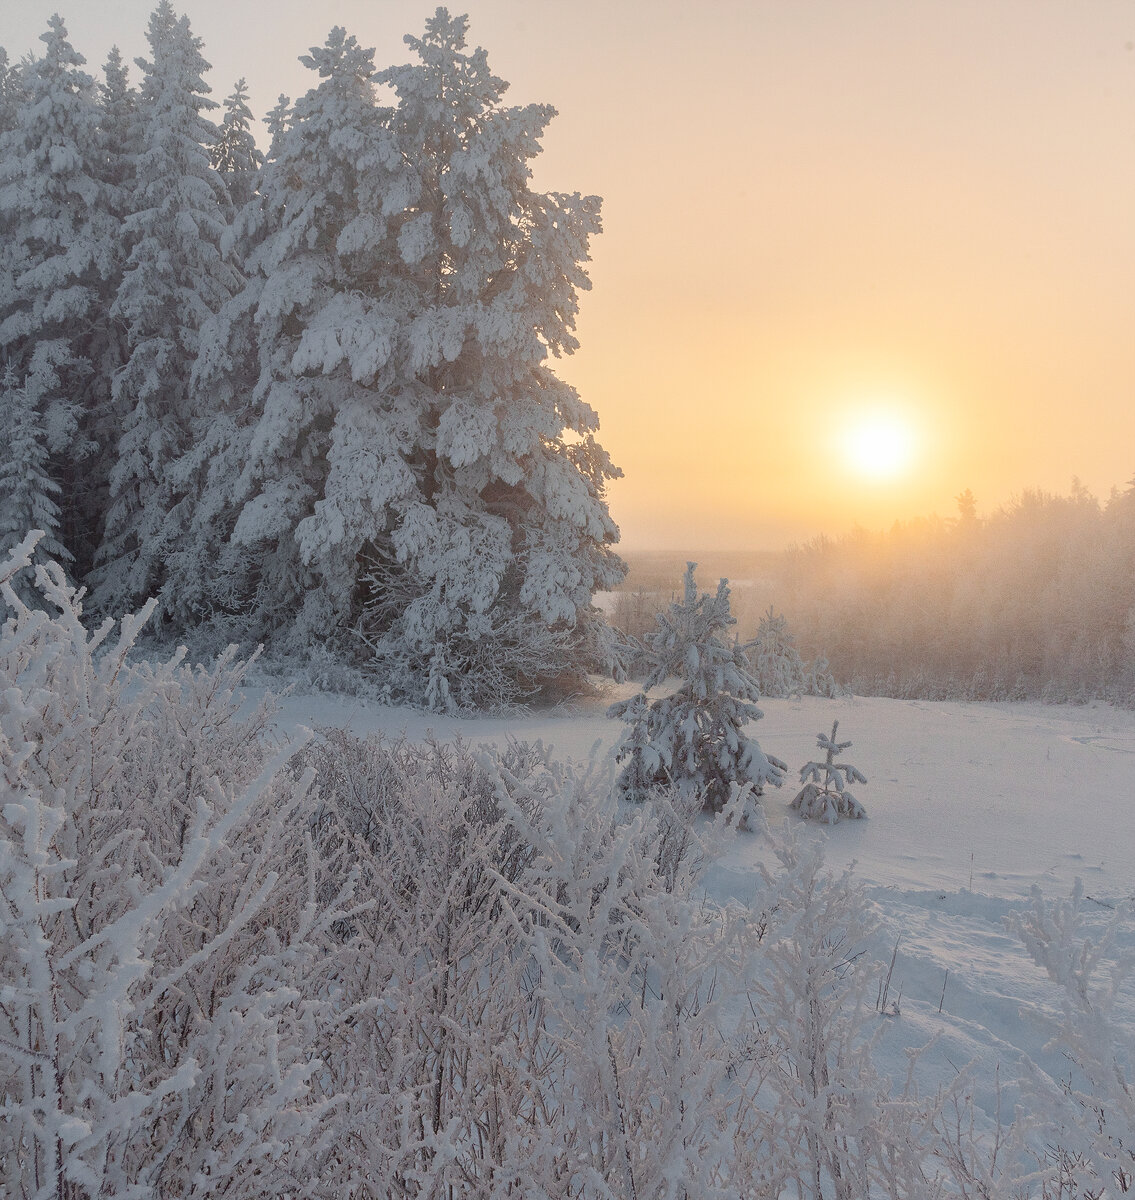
[269,687,1135,902]
[264,684,1135,1119]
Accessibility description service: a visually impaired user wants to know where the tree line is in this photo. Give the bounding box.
[0,5,624,709]
[778,482,1135,705]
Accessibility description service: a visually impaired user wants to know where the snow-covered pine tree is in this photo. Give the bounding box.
[66,45,139,580]
[93,2,241,614]
[749,604,809,698]
[791,719,867,823]
[608,562,785,817]
[212,77,262,214]
[0,15,118,573]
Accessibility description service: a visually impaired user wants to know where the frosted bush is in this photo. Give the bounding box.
[1005,881,1135,1197]
[0,533,358,1199]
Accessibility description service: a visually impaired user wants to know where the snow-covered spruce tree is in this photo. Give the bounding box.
[357,8,624,707]
[0,15,119,573]
[609,562,785,819]
[791,719,867,823]
[168,28,394,635]
[748,604,809,698]
[0,532,361,1199]
[93,2,241,614]
[204,11,623,708]
[808,651,841,698]
[72,44,139,571]
[0,367,70,594]
[212,77,262,215]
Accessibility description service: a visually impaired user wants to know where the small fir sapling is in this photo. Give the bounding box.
[807,652,841,698]
[791,719,867,823]
[608,562,785,820]
[748,605,809,698]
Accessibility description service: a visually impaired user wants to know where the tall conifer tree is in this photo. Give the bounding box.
[205,10,622,705]
[172,26,395,634]
[94,2,240,612]
[212,77,262,214]
[357,8,624,705]
[0,16,115,571]
[0,367,70,585]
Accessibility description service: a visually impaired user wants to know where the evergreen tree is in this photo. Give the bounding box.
[170,25,394,635]
[93,2,241,613]
[0,47,25,135]
[66,45,139,580]
[0,367,70,588]
[96,45,137,225]
[790,720,867,823]
[0,16,117,570]
[749,605,808,698]
[354,7,624,705]
[212,77,262,213]
[200,11,623,707]
[608,563,785,816]
[262,91,291,158]
[806,652,841,698]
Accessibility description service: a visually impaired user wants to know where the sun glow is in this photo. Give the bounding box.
[842,411,918,481]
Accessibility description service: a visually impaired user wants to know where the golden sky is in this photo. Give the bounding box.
[8,0,1135,549]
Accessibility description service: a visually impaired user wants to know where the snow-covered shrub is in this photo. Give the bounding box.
[0,533,357,1199]
[292,732,555,1194]
[1005,881,1135,1197]
[738,829,931,1199]
[290,726,743,1195]
[791,719,868,823]
[608,562,785,819]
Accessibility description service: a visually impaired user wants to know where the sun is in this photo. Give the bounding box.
[842,411,917,481]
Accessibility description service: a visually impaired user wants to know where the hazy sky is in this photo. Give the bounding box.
[6,0,1134,550]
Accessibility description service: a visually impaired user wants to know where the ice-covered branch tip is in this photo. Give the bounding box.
[0,529,44,587]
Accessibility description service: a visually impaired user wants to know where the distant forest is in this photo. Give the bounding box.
[613,482,1135,706]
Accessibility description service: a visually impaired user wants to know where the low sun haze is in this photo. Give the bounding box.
[6,0,1133,549]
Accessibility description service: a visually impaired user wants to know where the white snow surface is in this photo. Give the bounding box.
[260,684,1135,1111]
